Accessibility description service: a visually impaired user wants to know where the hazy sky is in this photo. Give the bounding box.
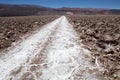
[0,0,120,9]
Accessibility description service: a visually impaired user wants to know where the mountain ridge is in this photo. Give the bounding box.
[0,4,120,16]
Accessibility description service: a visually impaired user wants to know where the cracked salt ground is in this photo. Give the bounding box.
[0,16,105,80]
[38,16,105,80]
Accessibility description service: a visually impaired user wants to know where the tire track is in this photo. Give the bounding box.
[0,16,62,80]
[7,20,62,80]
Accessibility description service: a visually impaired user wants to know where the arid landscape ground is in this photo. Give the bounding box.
[0,15,120,80]
[0,15,59,52]
[68,15,120,80]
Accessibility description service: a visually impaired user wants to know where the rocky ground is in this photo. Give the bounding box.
[0,16,106,80]
[0,15,120,80]
[0,15,60,52]
[68,15,120,80]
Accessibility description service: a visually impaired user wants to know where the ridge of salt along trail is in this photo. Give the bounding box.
[35,16,105,80]
[0,16,62,80]
[0,16,105,80]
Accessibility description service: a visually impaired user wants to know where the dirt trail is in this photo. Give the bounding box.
[0,16,105,80]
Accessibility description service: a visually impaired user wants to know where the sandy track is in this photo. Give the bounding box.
[0,16,105,80]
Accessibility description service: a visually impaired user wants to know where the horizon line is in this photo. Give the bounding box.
[0,3,120,10]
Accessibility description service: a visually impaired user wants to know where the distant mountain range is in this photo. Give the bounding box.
[0,4,120,16]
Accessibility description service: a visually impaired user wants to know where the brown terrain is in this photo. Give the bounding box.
[67,15,120,80]
[0,15,60,52]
